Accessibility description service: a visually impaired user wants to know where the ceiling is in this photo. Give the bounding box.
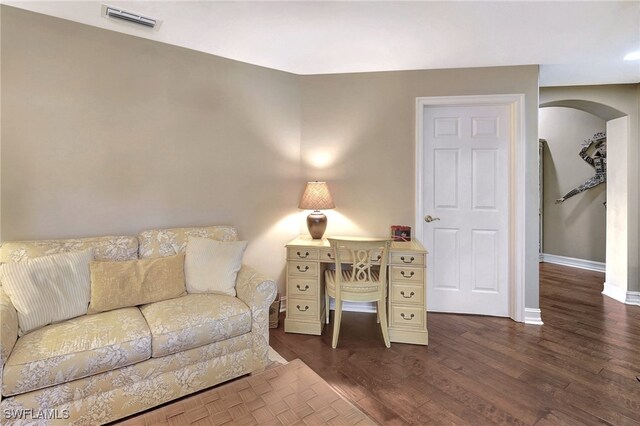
[5,1,640,87]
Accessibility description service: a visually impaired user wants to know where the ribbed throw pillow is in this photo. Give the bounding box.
[184,237,247,296]
[0,249,94,335]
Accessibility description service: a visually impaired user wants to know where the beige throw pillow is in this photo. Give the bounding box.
[88,253,186,314]
[0,249,94,335]
[184,237,247,296]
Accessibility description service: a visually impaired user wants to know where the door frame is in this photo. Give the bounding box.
[415,94,526,323]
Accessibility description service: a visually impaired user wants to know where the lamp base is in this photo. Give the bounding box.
[307,211,327,239]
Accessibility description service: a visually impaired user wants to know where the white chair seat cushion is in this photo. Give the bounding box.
[325,269,381,293]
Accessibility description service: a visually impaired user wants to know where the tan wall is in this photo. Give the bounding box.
[541,85,639,294]
[2,7,541,309]
[0,6,301,287]
[539,107,606,262]
[300,66,541,309]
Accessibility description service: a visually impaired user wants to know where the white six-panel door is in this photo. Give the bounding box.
[423,105,510,316]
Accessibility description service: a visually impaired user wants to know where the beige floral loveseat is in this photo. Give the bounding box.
[0,225,277,425]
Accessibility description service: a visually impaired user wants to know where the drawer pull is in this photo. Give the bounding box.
[296,305,310,312]
[296,265,310,272]
[400,291,415,299]
[296,284,310,292]
[327,253,334,259]
[401,256,415,264]
[296,251,310,259]
[373,254,382,262]
[400,271,415,278]
[400,313,415,321]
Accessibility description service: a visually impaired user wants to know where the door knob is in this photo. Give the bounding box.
[424,215,440,223]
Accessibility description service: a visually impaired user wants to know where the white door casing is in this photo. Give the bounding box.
[415,95,526,322]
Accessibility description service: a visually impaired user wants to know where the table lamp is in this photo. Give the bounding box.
[299,181,335,239]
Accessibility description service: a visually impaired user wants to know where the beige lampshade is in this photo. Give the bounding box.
[298,181,335,210]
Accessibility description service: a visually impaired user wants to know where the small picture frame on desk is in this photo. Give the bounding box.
[391,225,411,242]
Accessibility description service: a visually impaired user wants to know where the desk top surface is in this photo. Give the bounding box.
[287,235,427,253]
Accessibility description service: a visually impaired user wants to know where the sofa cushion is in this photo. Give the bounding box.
[0,235,138,263]
[140,294,251,358]
[137,226,238,259]
[2,307,151,397]
[88,253,186,314]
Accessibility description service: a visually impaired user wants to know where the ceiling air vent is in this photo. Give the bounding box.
[103,5,158,28]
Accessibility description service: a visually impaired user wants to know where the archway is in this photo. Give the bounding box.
[539,99,630,303]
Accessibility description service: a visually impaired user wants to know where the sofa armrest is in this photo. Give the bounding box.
[1,289,18,400]
[235,265,277,371]
[1,289,18,366]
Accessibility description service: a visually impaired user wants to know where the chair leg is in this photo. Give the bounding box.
[377,300,390,348]
[332,299,343,348]
[325,292,330,324]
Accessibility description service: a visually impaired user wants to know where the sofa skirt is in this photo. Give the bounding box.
[1,333,254,425]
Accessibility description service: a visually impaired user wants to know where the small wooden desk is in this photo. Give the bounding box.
[284,236,428,345]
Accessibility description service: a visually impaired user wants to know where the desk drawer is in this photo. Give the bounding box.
[320,248,336,262]
[390,284,423,306]
[390,252,425,266]
[390,266,424,283]
[390,306,425,329]
[287,247,319,261]
[287,298,318,320]
[288,278,318,297]
[289,261,319,278]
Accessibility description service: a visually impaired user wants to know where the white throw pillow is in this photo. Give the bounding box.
[0,249,94,335]
[184,237,247,296]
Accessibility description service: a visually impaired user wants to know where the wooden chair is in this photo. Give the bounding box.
[324,238,392,348]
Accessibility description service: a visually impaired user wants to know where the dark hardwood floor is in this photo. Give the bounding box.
[270,263,640,425]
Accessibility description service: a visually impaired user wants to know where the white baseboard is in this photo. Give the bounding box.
[524,308,543,325]
[327,299,377,313]
[285,298,550,325]
[603,286,640,306]
[541,253,605,272]
[281,296,378,314]
[626,291,640,306]
[602,282,627,304]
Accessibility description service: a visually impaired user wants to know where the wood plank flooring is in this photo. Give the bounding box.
[270,263,640,425]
